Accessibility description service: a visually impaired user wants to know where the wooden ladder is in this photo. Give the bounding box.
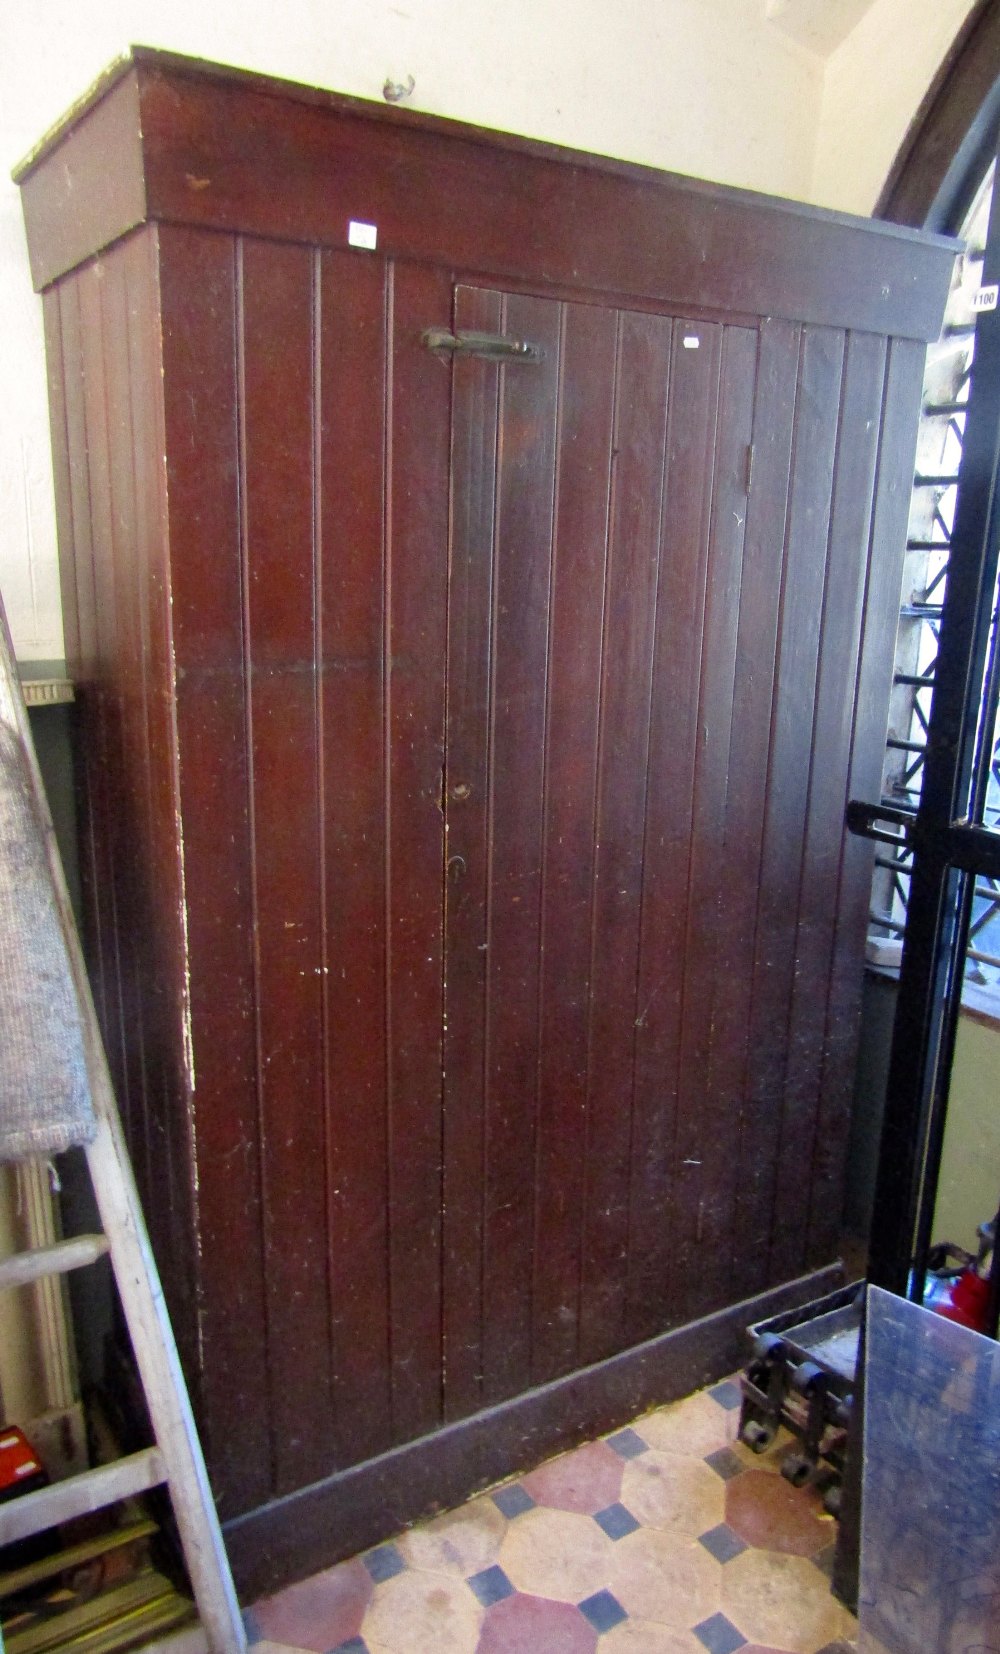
[0,603,247,1654]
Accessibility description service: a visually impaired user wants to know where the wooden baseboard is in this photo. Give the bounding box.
[222,1263,843,1599]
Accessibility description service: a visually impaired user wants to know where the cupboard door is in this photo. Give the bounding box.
[442,286,759,1413]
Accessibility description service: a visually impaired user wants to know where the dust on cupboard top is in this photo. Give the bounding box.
[14,46,957,339]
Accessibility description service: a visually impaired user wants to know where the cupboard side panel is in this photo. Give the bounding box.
[121,227,200,1378]
[159,223,271,1514]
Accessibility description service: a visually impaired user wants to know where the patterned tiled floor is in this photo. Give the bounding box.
[246,1380,858,1654]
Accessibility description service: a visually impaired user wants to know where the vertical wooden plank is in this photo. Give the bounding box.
[580,310,671,1367]
[98,247,155,1210]
[532,299,617,1385]
[768,331,888,1286]
[76,261,132,1139]
[808,336,928,1267]
[479,292,562,1407]
[159,223,271,1516]
[121,227,198,1379]
[442,284,501,1421]
[319,247,393,1461]
[626,318,722,1342]
[54,275,114,1155]
[385,260,451,1444]
[239,236,332,1494]
[663,324,758,1326]
[42,289,80,681]
[725,326,844,1301]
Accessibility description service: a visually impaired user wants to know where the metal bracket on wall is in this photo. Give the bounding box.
[422,327,543,363]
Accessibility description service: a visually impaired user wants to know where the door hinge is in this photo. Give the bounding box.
[422,328,543,363]
[745,442,755,494]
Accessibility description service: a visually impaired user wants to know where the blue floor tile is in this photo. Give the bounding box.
[467,1564,515,1607]
[578,1588,628,1633]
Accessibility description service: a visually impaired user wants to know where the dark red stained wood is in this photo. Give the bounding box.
[626,319,719,1344]
[42,290,80,679]
[76,261,132,1138]
[442,284,502,1421]
[768,331,888,1287]
[21,52,950,1586]
[18,53,956,342]
[384,260,451,1445]
[580,310,672,1368]
[531,299,617,1386]
[158,224,271,1516]
[318,249,393,1462]
[238,237,333,1495]
[95,246,157,1207]
[729,325,845,1301]
[224,1261,843,1600]
[479,292,562,1407]
[667,325,758,1326]
[15,67,146,293]
[119,227,199,1371]
[807,336,928,1267]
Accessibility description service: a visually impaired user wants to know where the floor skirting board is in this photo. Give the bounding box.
[222,1262,844,1600]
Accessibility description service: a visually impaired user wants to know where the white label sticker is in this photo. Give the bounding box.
[974,283,998,312]
[683,335,700,349]
[348,220,378,251]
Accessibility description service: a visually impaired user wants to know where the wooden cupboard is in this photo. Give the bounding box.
[15,49,956,1594]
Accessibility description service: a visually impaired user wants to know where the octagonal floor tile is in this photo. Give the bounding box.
[640,1393,739,1460]
[500,1504,613,1602]
[608,1528,722,1629]
[364,1568,483,1654]
[721,1549,857,1653]
[521,1438,625,1514]
[397,1494,507,1578]
[601,1619,707,1652]
[249,1643,315,1654]
[252,1556,373,1651]
[725,1471,832,1558]
[622,1451,726,1538]
[476,1593,598,1654]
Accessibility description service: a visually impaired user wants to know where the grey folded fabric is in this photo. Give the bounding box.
[0,718,93,1161]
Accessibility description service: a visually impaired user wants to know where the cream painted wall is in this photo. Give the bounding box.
[811,0,977,214]
[934,1013,1000,1255]
[0,0,972,660]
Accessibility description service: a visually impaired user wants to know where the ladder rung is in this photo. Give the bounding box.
[0,1447,166,1544]
[142,1627,210,1654]
[0,1233,109,1292]
[0,1514,157,1597]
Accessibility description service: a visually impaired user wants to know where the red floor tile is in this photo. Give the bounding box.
[252,1555,373,1651]
[521,1439,625,1515]
[725,1470,831,1557]
[476,1592,599,1653]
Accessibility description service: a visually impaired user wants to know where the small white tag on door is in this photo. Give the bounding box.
[974,284,998,312]
[348,220,378,251]
[683,334,700,349]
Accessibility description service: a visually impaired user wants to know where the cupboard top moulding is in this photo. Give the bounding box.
[15,46,957,336]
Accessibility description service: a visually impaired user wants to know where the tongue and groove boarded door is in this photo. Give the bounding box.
[442,285,758,1417]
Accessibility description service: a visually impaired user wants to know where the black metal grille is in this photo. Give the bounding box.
[869,164,1000,986]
